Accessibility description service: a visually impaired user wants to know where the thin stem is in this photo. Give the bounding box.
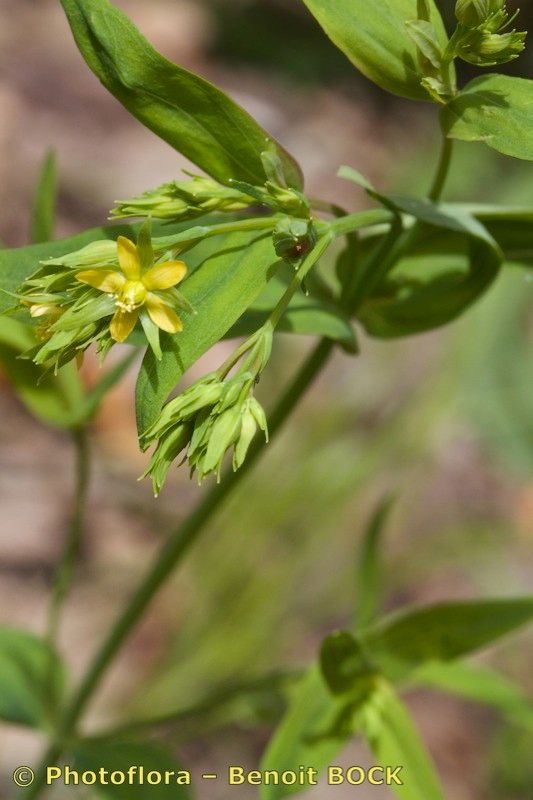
[153,216,278,254]
[24,337,335,799]
[46,428,91,657]
[428,137,454,202]
[95,670,300,740]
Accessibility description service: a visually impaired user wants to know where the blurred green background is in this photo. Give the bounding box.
[0,2,531,798]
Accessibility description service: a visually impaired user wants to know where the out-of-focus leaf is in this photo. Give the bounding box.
[60,0,302,188]
[30,150,57,244]
[441,75,533,161]
[0,317,83,429]
[259,667,349,800]
[71,739,191,798]
[71,349,139,427]
[457,270,533,474]
[413,661,533,731]
[356,494,396,627]
[135,230,280,434]
[0,628,65,729]
[362,598,533,680]
[300,1,452,101]
[360,679,444,800]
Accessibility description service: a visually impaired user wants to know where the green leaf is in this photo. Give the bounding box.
[259,667,350,800]
[356,494,396,627]
[360,680,444,800]
[357,200,502,337]
[362,597,533,680]
[0,627,65,729]
[300,0,452,101]
[71,739,191,798]
[227,272,357,352]
[441,74,533,161]
[413,661,533,731]
[30,150,57,245]
[135,231,279,434]
[0,317,84,429]
[60,0,302,188]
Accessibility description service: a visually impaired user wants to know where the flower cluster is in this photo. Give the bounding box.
[17,222,189,369]
[454,0,526,65]
[112,151,310,224]
[112,175,255,221]
[141,329,272,493]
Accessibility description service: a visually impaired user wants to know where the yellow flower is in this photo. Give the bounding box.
[75,236,187,343]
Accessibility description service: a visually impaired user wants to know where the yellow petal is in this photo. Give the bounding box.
[146,294,183,334]
[76,269,126,294]
[110,307,140,342]
[142,260,187,291]
[117,236,141,280]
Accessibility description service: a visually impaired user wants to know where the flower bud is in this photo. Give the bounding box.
[458,28,526,64]
[273,218,317,264]
[455,0,504,27]
[113,176,254,220]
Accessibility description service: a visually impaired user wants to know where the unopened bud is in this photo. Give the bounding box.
[455,0,504,27]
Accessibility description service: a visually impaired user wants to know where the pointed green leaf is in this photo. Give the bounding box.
[360,680,444,800]
[356,494,396,627]
[300,0,452,101]
[441,75,533,161]
[259,667,350,800]
[413,661,533,731]
[60,0,302,188]
[30,150,57,245]
[363,598,533,680]
[0,627,66,729]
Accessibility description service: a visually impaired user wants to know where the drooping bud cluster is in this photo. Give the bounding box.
[112,175,255,221]
[141,328,272,493]
[17,221,190,370]
[454,0,526,66]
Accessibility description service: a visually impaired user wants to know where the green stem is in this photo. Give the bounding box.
[153,216,278,254]
[46,428,90,657]
[95,670,300,741]
[428,137,454,202]
[24,338,335,799]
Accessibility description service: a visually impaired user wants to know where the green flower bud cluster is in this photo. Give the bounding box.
[17,257,116,370]
[112,175,255,221]
[141,329,272,493]
[454,0,526,66]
